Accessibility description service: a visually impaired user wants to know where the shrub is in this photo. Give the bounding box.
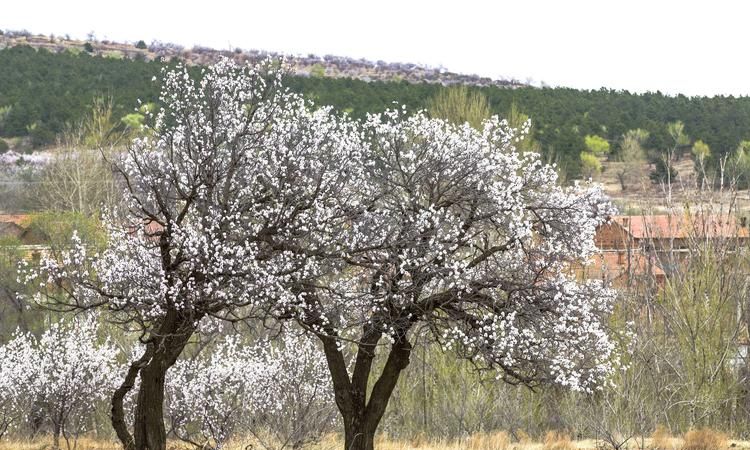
[650,158,678,183]
[580,151,602,176]
[651,425,675,450]
[0,139,8,154]
[543,431,576,450]
[681,428,727,450]
[28,123,55,148]
[83,42,94,53]
[310,63,326,78]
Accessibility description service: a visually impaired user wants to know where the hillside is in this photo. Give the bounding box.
[0,30,527,88]
[3,30,750,184]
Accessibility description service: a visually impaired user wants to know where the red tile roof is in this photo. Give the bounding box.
[612,214,749,239]
[0,214,30,226]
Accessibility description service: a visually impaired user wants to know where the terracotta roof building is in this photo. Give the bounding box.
[582,214,749,288]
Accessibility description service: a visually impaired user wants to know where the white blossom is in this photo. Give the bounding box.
[166,333,334,449]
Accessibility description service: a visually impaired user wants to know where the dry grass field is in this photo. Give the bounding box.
[2,430,749,450]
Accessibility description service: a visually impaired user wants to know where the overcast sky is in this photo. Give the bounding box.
[3,0,749,97]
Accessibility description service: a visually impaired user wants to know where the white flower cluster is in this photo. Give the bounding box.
[0,316,120,439]
[166,333,334,449]
[311,109,618,390]
[25,57,618,396]
[0,328,36,438]
[0,151,49,176]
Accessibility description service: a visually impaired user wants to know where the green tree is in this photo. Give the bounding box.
[577,134,610,180]
[614,129,648,191]
[506,102,541,154]
[309,63,326,78]
[692,139,710,160]
[428,85,490,129]
[121,113,144,130]
[584,134,611,156]
[668,120,691,148]
[83,42,94,53]
[135,40,148,50]
[656,243,746,426]
[727,140,750,188]
[580,151,602,178]
[650,121,688,186]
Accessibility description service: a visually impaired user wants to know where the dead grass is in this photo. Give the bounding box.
[542,431,576,450]
[682,428,728,450]
[515,430,533,444]
[1,431,747,450]
[465,431,511,450]
[0,437,121,450]
[651,425,678,450]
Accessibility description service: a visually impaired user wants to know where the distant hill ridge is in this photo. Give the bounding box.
[5,27,750,188]
[0,30,528,89]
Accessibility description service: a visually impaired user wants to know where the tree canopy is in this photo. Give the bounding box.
[27,59,617,450]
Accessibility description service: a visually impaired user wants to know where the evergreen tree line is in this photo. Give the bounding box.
[3,45,750,180]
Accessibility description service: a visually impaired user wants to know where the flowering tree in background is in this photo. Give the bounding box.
[245,333,336,450]
[0,317,119,448]
[0,330,37,440]
[166,333,334,450]
[35,317,120,449]
[166,336,272,449]
[27,58,616,450]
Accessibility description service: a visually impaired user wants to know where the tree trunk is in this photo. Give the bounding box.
[112,345,154,450]
[133,356,169,450]
[337,336,412,450]
[119,310,197,450]
[343,420,376,450]
[52,420,61,449]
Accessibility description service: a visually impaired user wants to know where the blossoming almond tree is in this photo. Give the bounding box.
[35,317,120,449]
[283,111,618,450]
[26,58,365,450]
[0,317,119,449]
[27,59,616,450]
[244,333,336,450]
[166,336,275,449]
